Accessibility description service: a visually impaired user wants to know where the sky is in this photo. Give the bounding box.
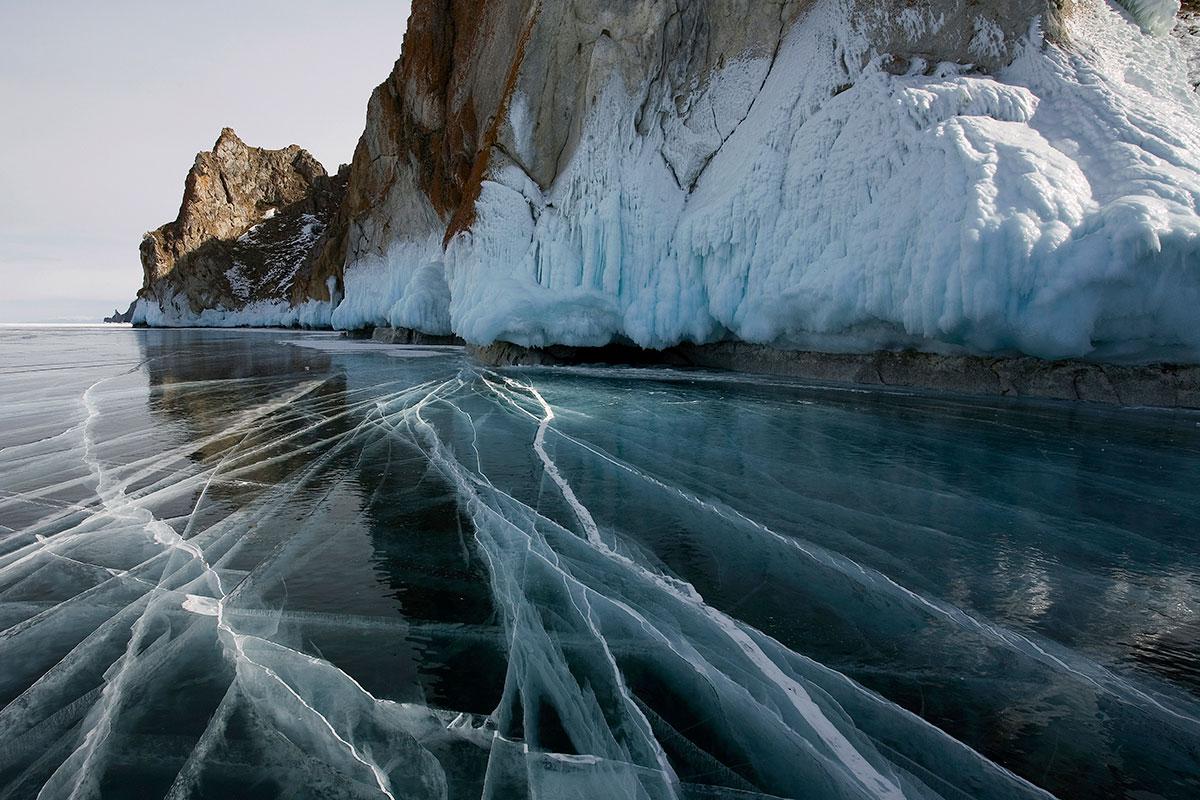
[0,1,411,322]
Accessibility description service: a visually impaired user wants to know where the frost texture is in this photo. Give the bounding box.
[435,0,1200,362]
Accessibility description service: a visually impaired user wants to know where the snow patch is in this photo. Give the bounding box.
[182,594,220,616]
[226,263,254,301]
[968,15,1007,60]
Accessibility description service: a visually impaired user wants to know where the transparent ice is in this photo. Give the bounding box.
[1,328,1199,799]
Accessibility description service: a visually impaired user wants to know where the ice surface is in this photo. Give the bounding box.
[2,328,1200,798]
[280,334,463,358]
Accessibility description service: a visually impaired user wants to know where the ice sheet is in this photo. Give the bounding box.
[2,328,1199,799]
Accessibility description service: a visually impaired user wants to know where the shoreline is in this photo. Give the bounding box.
[469,338,1200,410]
[107,323,1200,409]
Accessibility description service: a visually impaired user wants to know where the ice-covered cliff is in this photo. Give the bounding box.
[132,129,346,327]
[138,0,1200,367]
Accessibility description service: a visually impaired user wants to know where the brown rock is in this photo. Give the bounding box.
[137,129,346,319]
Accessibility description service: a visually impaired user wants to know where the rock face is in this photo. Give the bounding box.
[132,0,1200,397]
[103,301,136,324]
[133,128,347,326]
[323,0,1200,368]
[327,0,1074,334]
[1177,1,1200,88]
[471,340,1200,408]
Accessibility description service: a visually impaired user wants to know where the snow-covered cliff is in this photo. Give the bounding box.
[140,0,1200,367]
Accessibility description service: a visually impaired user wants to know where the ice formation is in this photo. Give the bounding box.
[329,235,453,334]
[1119,0,1183,35]
[134,282,339,329]
[431,0,1200,362]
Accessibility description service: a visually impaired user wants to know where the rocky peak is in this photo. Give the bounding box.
[135,129,346,322]
[145,128,328,282]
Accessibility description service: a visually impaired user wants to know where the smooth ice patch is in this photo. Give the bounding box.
[280,337,463,358]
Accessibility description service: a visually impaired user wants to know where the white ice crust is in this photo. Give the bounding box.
[133,277,340,329]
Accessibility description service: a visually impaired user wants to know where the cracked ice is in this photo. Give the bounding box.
[1,328,1200,799]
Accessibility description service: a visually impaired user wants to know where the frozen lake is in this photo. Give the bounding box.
[1,327,1199,799]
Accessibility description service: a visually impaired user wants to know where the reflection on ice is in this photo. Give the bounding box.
[0,328,1198,799]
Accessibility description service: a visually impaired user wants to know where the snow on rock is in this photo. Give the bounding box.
[133,129,346,327]
[146,0,1198,364]
[435,0,1200,362]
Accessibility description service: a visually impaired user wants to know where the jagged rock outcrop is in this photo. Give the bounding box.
[103,301,136,324]
[133,128,347,326]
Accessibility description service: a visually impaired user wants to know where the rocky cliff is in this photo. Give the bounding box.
[328,0,1075,336]
[133,128,346,326]
[322,0,1200,366]
[1178,1,1200,86]
[103,300,136,324]
[132,0,1200,371]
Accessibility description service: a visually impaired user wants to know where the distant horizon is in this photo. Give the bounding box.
[1,0,411,323]
[0,321,135,327]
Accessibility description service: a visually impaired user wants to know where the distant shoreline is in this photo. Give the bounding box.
[0,322,134,328]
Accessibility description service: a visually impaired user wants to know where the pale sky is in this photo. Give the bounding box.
[0,1,411,322]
